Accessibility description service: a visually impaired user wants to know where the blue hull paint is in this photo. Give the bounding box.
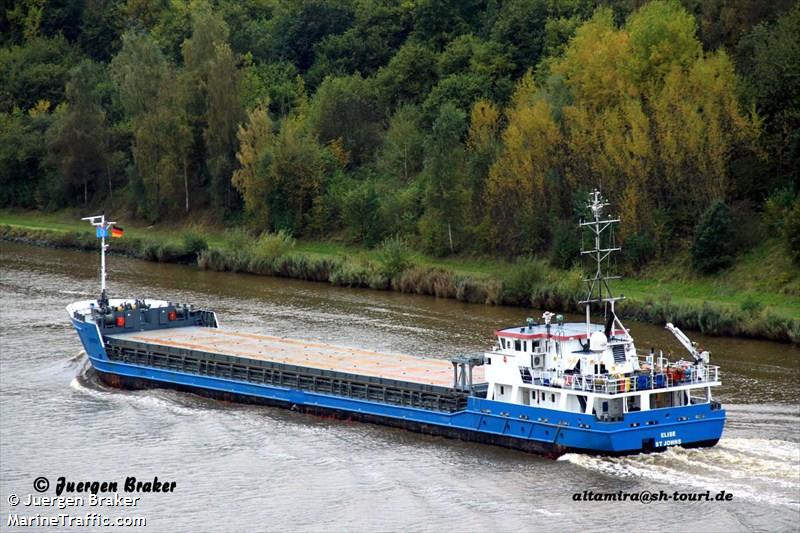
[71,319,725,455]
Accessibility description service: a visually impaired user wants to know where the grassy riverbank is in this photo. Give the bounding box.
[2,209,798,343]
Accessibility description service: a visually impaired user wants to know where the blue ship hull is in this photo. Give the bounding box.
[72,318,725,457]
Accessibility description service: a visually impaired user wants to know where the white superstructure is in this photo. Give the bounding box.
[482,191,721,421]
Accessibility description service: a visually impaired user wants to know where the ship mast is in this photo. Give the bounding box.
[81,214,115,306]
[579,190,627,338]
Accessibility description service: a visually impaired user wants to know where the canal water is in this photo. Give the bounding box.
[1,242,798,531]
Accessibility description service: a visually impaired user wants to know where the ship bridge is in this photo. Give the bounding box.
[495,322,625,342]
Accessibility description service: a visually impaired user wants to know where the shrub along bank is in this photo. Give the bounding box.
[2,223,798,344]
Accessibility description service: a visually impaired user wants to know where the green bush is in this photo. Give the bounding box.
[250,230,295,274]
[181,231,209,257]
[394,266,456,297]
[417,208,457,257]
[549,219,581,269]
[785,199,800,265]
[501,258,547,306]
[740,295,764,315]
[532,268,584,310]
[692,201,737,273]
[223,227,254,251]
[376,235,413,279]
[762,186,796,234]
[329,260,373,287]
[197,246,252,272]
[341,181,383,247]
[623,233,656,270]
[197,248,228,271]
[453,275,500,304]
[140,239,163,262]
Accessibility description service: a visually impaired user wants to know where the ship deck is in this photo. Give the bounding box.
[106,326,485,388]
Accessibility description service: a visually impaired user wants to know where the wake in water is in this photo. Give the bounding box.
[560,420,800,508]
[69,354,211,416]
[68,353,300,427]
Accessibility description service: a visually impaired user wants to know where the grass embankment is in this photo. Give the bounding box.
[2,209,798,344]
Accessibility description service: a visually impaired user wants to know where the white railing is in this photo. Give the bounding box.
[522,364,720,395]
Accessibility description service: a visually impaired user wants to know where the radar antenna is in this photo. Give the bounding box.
[579,190,628,338]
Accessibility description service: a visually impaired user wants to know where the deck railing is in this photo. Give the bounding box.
[522,364,720,395]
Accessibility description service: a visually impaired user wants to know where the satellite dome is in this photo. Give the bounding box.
[589,331,607,352]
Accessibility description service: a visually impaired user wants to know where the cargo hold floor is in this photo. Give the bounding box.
[106,326,485,388]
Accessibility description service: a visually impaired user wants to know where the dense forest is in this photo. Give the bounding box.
[1,0,798,273]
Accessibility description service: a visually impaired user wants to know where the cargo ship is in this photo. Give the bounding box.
[67,193,725,457]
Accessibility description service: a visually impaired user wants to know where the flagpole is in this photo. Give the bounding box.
[100,219,106,295]
[82,214,116,305]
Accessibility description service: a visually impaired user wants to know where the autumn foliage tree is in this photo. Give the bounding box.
[2,0,793,277]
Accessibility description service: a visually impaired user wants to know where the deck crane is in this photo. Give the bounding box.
[665,323,710,364]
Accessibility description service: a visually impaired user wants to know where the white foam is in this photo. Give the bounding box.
[532,508,563,517]
[560,440,800,508]
[718,438,800,463]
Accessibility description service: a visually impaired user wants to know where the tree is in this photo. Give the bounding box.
[738,5,800,193]
[232,104,273,227]
[485,74,562,254]
[378,104,425,183]
[626,0,701,86]
[77,0,125,62]
[111,30,189,218]
[466,99,500,217]
[376,41,438,108]
[489,0,551,75]
[205,41,242,213]
[692,201,736,273]
[267,1,355,72]
[418,102,468,255]
[551,9,636,111]
[552,2,759,240]
[309,74,383,166]
[130,73,186,219]
[0,102,54,208]
[0,35,79,112]
[249,111,331,235]
[240,59,301,116]
[681,0,795,52]
[178,3,243,215]
[308,0,414,84]
[412,0,484,47]
[421,72,492,122]
[163,76,193,214]
[341,180,383,246]
[110,30,167,120]
[47,60,110,206]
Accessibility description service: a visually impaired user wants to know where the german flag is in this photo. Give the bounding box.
[110,226,124,238]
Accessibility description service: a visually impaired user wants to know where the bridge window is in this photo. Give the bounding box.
[514,339,521,351]
[500,385,505,395]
